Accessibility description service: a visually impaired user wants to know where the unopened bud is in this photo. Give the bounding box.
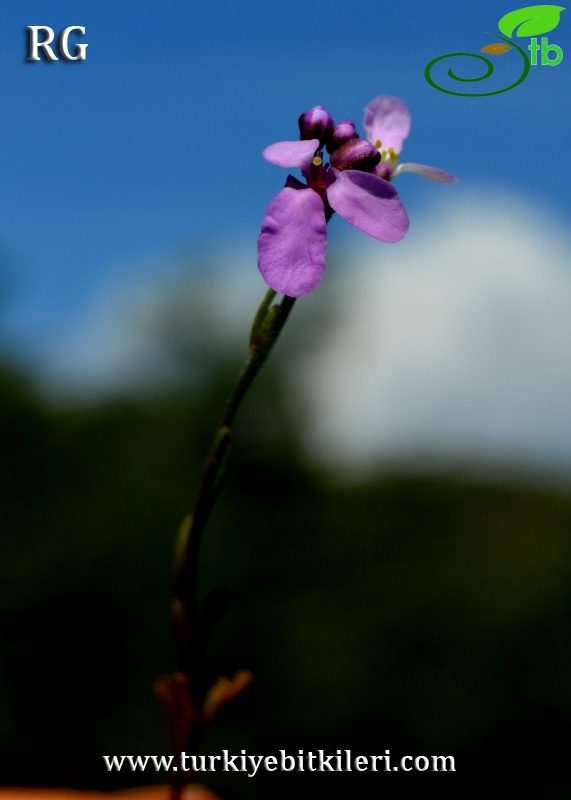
[374,162,394,180]
[327,119,358,153]
[298,105,334,145]
[330,138,381,172]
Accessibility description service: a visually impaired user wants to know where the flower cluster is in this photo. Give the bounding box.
[257,95,457,297]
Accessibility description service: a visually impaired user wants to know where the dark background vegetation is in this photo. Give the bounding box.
[1,335,571,800]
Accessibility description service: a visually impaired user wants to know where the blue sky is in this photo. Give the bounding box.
[0,0,570,370]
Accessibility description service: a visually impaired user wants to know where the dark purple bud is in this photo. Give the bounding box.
[374,162,394,180]
[326,119,358,153]
[329,138,381,172]
[298,105,334,145]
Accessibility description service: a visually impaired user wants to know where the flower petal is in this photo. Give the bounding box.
[262,139,320,168]
[326,169,409,243]
[363,95,411,154]
[393,162,458,183]
[258,187,327,297]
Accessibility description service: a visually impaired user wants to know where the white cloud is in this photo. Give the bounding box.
[36,246,264,398]
[293,191,571,476]
[35,190,571,482]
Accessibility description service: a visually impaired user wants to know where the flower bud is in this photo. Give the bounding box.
[298,105,334,145]
[326,119,358,153]
[329,138,381,172]
[374,162,394,180]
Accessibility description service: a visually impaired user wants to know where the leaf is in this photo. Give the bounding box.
[203,669,254,723]
[481,43,512,53]
[498,5,565,38]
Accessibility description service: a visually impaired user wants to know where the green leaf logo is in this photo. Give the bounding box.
[498,4,565,38]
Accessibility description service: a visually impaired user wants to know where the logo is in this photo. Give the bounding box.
[26,26,88,61]
[425,4,564,96]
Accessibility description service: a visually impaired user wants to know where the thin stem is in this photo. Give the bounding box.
[170,290,296,742]
[223,294,295,430]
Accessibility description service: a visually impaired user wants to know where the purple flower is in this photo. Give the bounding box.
[364,95,458,184]
[258,97,456,298]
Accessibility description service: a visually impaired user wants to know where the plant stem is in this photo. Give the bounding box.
[169,289,296,754]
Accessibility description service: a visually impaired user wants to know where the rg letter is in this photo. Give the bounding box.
[27,26,88,62]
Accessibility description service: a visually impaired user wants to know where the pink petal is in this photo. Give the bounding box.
[326,169,409,243]
[258,187,327,297]
[262,139,320,168]
[393,162,458,183]
[363,96,411,154]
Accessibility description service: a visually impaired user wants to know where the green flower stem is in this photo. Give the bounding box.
[226,291,295,429]
[172,290,296,707]
[249,287,277,346]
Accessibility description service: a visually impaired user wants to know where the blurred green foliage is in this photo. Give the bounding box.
[1,354,570,800]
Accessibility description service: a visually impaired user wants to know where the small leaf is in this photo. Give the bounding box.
[498,5,565,38]
[481,43,512,53]
[203,669,254,723]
